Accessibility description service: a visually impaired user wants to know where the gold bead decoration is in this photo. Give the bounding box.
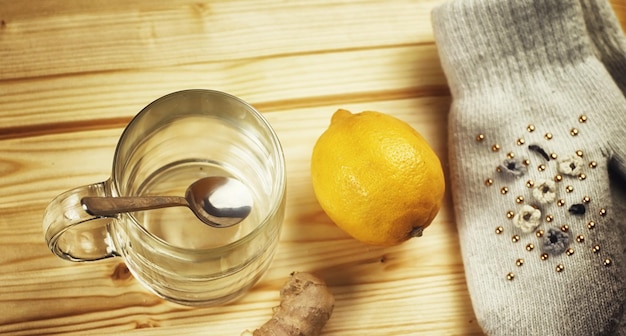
[492,144,501,152]
[485,178,494,186]
[476,134,485,142]
[578,173,586,181]
[506,211,515,219]
[576,234,585,243]
[576,150,583,157]
[587,220,596,229]
[582,196,591,204]
[512,235,520,243]
[565,185,574,193]
[566,248,574,256]
[507,152,515,159]
[501,187,509,195]
[495,226,504,234]
[506,272,515,280]
[592,245,601,253]
[523,159,531,166]
[545,132,553,140]
[527,124,536,132]
[550,153,558,160]
[516,259,524,267]
[517,138,525,146]
[536,230,544,238]
[604,259,612,267]
[557,199,566,207]
[560,224,569,232]
[546,215,554,222]
[579,115,588,123]
[516,196,524,204]
[570,128,579,136]
[556,264,565,272]
[540,253,549,261]
[599,208,607,217]
[526,180,535,188]
[589,161,598,169]
[526,243,535,251]
[538,164,546,172]
[554,175,563,182]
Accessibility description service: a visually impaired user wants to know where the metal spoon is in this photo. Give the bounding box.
[81,176,253,228]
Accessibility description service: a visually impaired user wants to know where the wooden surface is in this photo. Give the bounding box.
[1,1,625,335]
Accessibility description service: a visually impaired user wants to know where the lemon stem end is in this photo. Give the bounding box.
[410,227,424,238]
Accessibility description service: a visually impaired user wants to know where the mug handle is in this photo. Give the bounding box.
[43,180,119,261]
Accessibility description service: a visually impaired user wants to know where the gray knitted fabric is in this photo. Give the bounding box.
[580,1,626,334]
[432,0,626,335]
[580,0,626,94]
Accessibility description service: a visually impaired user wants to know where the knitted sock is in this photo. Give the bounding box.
[576,2,626,332]
[580,0,626,93]
[431,0,626,335]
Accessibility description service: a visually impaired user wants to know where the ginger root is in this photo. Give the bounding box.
[251,272,335,336]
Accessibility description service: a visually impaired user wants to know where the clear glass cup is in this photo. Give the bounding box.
[43,89,286,306]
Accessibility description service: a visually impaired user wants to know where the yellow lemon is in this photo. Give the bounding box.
[311,109,445,246]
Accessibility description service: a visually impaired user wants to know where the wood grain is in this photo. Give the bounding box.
[1,0,625,335]
[0,44,446,139]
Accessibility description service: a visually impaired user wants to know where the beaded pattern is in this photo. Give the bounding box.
[475,115,612,281]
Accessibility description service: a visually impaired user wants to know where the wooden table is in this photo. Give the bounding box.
[1,1,625,335]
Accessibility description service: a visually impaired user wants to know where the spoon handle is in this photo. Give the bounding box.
[81,196,188,217]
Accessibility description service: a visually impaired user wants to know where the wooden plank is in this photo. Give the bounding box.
[0,44,446,136]
[0,208,478,335]
[0,0,441,80]
[0,193,477,336]
[613,1,626,23]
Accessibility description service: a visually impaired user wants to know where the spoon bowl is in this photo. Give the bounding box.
[81,176,253,228]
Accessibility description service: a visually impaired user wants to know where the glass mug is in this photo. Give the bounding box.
[43,89,286,306]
